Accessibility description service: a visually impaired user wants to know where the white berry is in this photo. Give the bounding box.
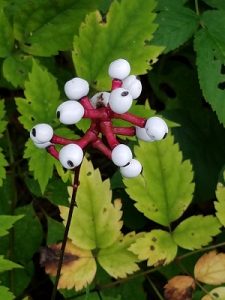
[111,144,132,167]
[56,101,84,125]
[34,141,52,149]
[30,123,53,145]
[108,59,131,80]
[90,92,110,108]
[59,144,83,169]
[122,75,142,99]
[109,88,133,114]
[136,126,154,142]
[145,117,168,141]
[120,159,142,178]
[64,77,89,100]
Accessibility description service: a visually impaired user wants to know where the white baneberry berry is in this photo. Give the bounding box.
[30,124,53,145]
[108,59,131,80]
[64,77,89,100]
[33,141,52,149]
[56,101,84,125]
[59,144,83,169]
[90,92,110,108]
[111,144,132,167]
[120,159,142,178]
[109,88,133,114]
[145,117,168,141]
[122,75,142,99]
[136,126,154,142]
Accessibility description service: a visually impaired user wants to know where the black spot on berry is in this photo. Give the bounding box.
[67,160,74,168]
[32,128,36,137]
[56,111,60,119]
[121,91,129,97]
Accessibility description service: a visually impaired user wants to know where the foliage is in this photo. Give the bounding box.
[0,0,225,299]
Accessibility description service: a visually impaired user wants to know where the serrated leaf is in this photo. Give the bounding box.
[0,7,13,57]
[201,287,225,300]
[152,2,199,53]
[215,170,225,227]
[129,230,177,267]
[73,0,163,90]
[24,140,55,194]
[0,100,8,186]
[44,241,96,291]
[0,215,24,237]
[13,0,103,56]
[164,276,196,300]
[16,59,60,130]
[173,215,221,250]
[0,256,22,273]
[60,158,123,250]
[194,11,225,126]
[97,232,140,278]
[124,134,194,227]
[3,53,32,87]
[0,286,15,300]
[194,251,225,285]
[0,100,7,136]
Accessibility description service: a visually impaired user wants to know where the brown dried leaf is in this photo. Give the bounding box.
[194,251,225,285]
[164,275,195,300]
[40,240,97,291]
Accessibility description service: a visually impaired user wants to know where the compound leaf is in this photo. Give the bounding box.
[0,215,24,237]
[44,241,96,291]
[0,286,15,300]
[73,0,163,90]
[13,0,103,56]
[97,232,140,278]
[152,1,199,53]
[60,158,123,250]
[0,256,22,273]
[194,251,225,285]
[194,10,225,126]
[173,215,221,250]
[0,7,13,58]
[215,169,225,227]
[129,230,177,267]
[124,135,194,227]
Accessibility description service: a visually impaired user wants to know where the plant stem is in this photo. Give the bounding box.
[146,275,164,300]
[195,0,200,15]
[50,165,81,300]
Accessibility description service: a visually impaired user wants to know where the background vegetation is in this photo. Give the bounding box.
[0,0,225,299]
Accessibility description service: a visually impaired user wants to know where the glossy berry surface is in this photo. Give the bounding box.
[30,59,168,175]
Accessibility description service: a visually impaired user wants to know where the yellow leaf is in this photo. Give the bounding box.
[164,275,196,300]
[201,287,225,300]
[194,251,225,285]
[42,240,96,291]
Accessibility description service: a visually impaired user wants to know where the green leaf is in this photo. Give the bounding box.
[60,158,123,250]
[0,215,24,237]
[215,169,225,226]
[73,0,163,90]
[173,215,221,250]
[47,217,64,244]
[97,232,140,278]
[3,53,32,87]
[0,100,7,136]
[13,0,103,56]
[0,286,15,300]
[0,100,8,186]
[152,2,199,53]
[124,134,194,227]
[129,230,177,266]
[194,10,225,126]
[0,150,8,186]
[0,256,22,273]
[16,59,60,130]
[0,7,13,57]
[202,0,225,10]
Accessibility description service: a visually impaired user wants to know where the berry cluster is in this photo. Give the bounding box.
[30,59,168,178]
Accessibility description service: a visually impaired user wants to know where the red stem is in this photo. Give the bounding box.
[80,96,94,110]
[91,138,112,159]
[47,145,59,159]
[112,112,146,127]
[111,79,122,90]
[83,107,109,120]
[100,121,119,149]
[113,126,135,136]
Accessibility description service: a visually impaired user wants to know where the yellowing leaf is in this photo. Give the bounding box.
[164,276,196,300]
[60,158,123,250]
[97,232,140,279]
[194,251,225,285]
[201,287,225,300]
[215,170,225,227]
[124,135,194,227]
[43,240,96,291]
[173,215,221,250]
[129,230,177,267]
[73,0,163,90]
